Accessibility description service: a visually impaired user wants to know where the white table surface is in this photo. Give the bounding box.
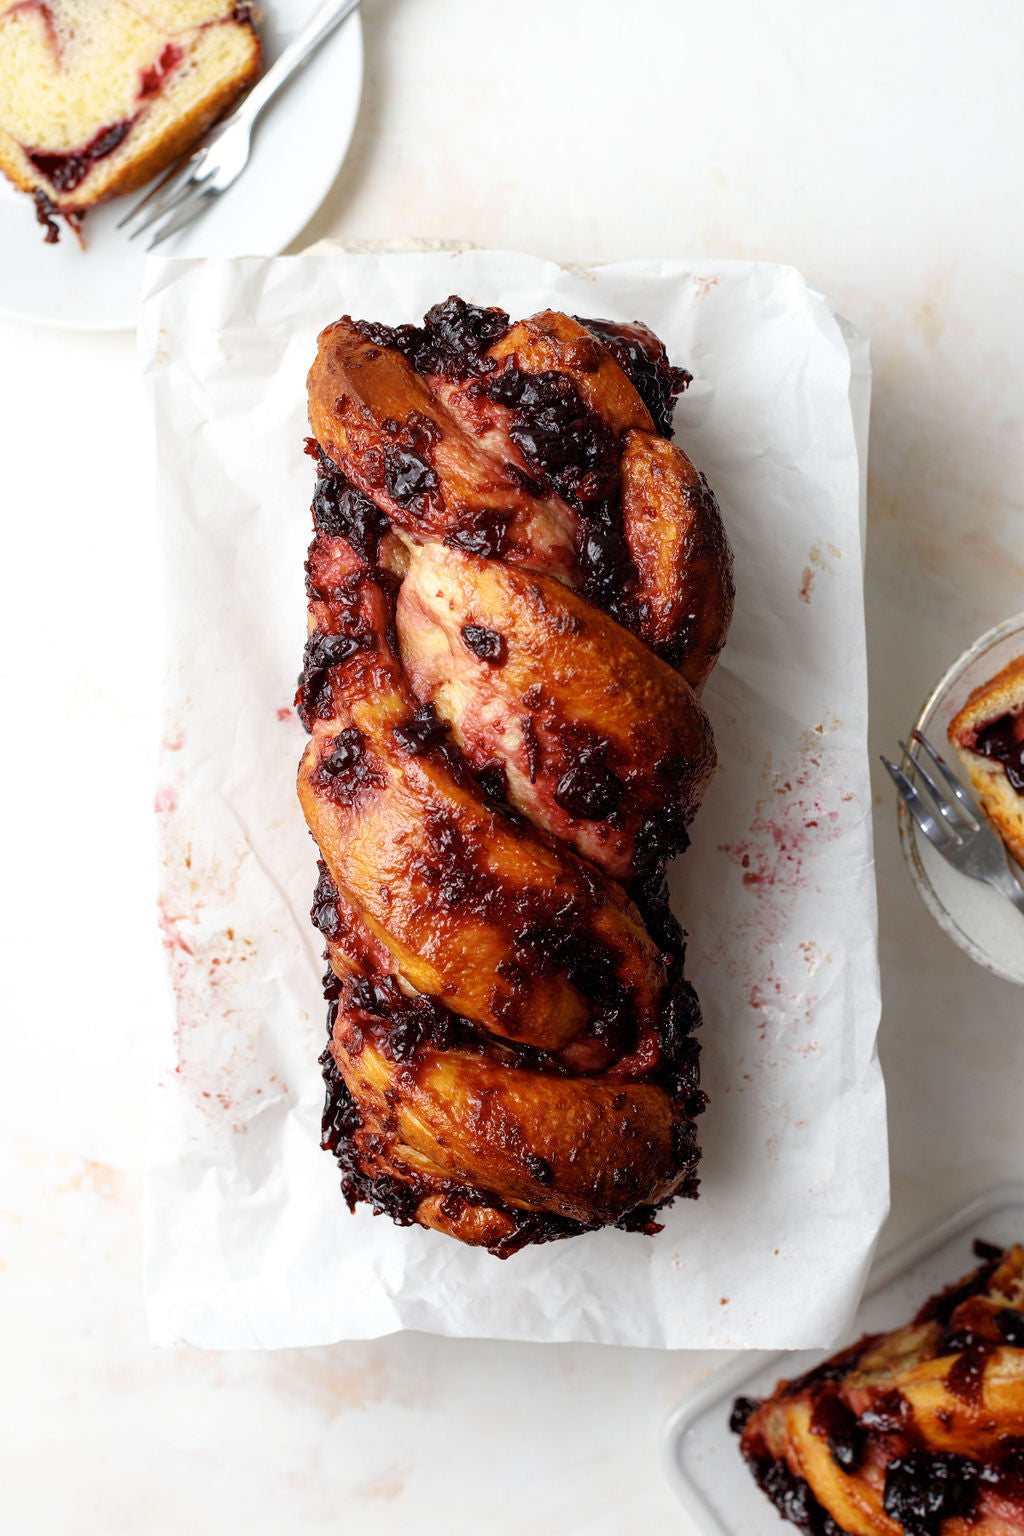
[2,2,1023,1532]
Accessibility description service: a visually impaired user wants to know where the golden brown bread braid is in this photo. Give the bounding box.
[733,1242,1024,1535]
[296,298,734,1256]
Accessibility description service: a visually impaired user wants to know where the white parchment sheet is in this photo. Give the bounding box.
[139,251,885,1349]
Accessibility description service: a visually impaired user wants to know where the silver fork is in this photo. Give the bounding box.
[881,730,1024,915]
[118,0,363,250]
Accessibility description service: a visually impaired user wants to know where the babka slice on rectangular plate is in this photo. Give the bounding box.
[734,1240,1024,1535]
[0,0,260,240]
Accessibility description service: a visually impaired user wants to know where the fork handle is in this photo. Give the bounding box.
[237,0,363,127]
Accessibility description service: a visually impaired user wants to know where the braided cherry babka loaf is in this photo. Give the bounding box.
[296,298,734,1256]
[733,1241,1024,1535]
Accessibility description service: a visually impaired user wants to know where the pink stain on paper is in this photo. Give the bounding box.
[154,798,284,1130]
[718,735,852,1039]
[158,903,268,1131]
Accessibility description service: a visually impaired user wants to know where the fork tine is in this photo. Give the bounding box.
[116,155,200,231]
[880,754,952,848]
[125,174,200,243]
[911,730,981,828]
[898,740,966,834]
[145,185,215,250]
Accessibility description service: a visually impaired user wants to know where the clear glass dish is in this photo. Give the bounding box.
[897,612,1024,986]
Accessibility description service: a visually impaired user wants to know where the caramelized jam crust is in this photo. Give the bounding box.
[298,296,734,1254]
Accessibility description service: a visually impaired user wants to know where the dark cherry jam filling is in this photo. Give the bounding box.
[445,506,514,561]
[138,42,182,99]
[486,367,618,506]
[752,1456,849,1536]
[354,295,511,381]
[392,702,450,756]
[883,1453,979,1536]
[809,1390,862,1473]
[32,188,66,243]
[28,118,134,193]
[973,711,1024,793]
[310,472,391,565]
[919,1247,1002,1328]
[553,745,624,821]
[314,727,386,807]
[460,623,507,665]
[480,361,639,619]
[729,1396,761,1435]
[577,316,692,438]
[998,1307,1024,1346]
[296,628,365,726]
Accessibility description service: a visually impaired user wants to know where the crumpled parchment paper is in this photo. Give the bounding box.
[139,250,885,1349]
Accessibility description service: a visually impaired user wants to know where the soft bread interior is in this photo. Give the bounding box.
[0,0,259,209]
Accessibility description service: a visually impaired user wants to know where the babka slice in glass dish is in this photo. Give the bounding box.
[949,655,1024,870]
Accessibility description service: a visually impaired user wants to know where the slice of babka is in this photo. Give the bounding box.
[0,0,260,240]
[733,1240,1024,1535]
[949,654,1024,869]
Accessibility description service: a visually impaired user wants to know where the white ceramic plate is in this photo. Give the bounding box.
[897,613,1024,987]
[662,1183,1024,1536]
[0,0,363,332]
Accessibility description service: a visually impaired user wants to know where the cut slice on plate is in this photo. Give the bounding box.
[948,653,1024,868]
[0,0,260,239]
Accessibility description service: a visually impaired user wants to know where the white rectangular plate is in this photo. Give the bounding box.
[662,1183,1024,1534]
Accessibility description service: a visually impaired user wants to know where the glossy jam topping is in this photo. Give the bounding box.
[314,727,386,806]
[973,710,1024,793]
[460,623,507,665]
[31,188,71,243]
[553,745,624,821]
[444,507,513,560]
[883,1453,979,1536]
[391,703,450,755]
[308,449,391,563]
[998,1307,1024,1345]
[354,296,511,381]
[486,366,618,506]
[578,316,692,437]
[809,1390,862,1473]
[480,361,639,619]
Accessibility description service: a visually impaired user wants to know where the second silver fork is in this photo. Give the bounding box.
[881,731,1024,916]
[119,0,363,249]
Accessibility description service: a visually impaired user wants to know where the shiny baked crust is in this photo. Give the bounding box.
[948,655,1024,868]
[298,297,734,1255]
[734,1241,1024,1535]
